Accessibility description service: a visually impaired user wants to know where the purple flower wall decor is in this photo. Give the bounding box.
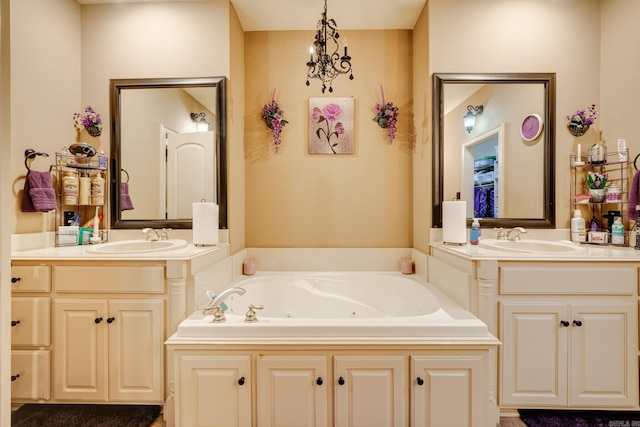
[262,89,289,153]
[74,105,102,137]
[373,85,399,143]
[308,98,354,154]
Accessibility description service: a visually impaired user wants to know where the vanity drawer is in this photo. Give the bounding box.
[11,350,51,401]
[54,265,165,293]
[11,297,51,346]
[11,265,51,292]
[500,266,636,295]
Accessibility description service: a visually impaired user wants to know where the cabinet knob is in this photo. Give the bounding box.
[417,377,424,386]
[11,374,20,382]
[94,317,103,324]
[106,317,115,324]
[238,376,245,386]
[560,320,570,327]
[573,320,583,327]
[11,277,21,284]
[11,320,20,327]
[338,377,345,385]
[316,377,323,386]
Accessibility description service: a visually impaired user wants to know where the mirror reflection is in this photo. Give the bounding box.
[110,77,227,230]
[432,73,556,229]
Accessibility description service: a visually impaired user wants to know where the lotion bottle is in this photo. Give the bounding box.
[571,209,586,242]
[90,171,105,205]
[470,218,481,245]
[611,216,625,245]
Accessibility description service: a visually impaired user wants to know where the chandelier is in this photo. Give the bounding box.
[305,0,354,93]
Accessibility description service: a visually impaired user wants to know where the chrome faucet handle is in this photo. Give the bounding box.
[244,304,264,323]
[160,228,172,240]
[493,227,506,240]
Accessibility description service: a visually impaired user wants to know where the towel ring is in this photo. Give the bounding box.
[121,168,130,183]
[24,149,49,172]
[634,153,640,171]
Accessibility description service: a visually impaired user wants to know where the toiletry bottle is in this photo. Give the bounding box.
[91,206,102,243]
[571,209,586,242]
[98,150,107,169]
[62,171,79,205]
[90,171,105,205]
[78,172,90,205]
[590,215,599,231]
[470,218,481,245]
[611,216,625,245]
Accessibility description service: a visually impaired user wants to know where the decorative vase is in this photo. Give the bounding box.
[589,188,606,203]
[85,124,102,137]
[569,123,589,137]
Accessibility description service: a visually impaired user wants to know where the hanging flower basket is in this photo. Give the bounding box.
[568,123,589,137]
[74,105,103,138]
[373,85,398,144]
[262,89,288,153]
[85,124,102,137]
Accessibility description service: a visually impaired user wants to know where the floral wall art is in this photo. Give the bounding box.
[308,98,354,154]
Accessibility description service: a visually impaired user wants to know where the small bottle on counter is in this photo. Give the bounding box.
[611,216,625,245]
[90,171,105,205]
[98,150,107,169]
[571,209,586,243]
[62,171,79,205]
[470,218,481,245]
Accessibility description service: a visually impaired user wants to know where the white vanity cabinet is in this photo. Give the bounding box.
[428,247,640,414]
[168,346,494,427]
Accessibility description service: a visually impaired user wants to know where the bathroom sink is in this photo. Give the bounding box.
[85,239,188,254]
[478,239,588,254]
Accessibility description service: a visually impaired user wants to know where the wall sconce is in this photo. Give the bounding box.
[190,112,210,132]
[463,105,483,133]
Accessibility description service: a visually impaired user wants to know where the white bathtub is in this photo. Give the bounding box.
[176,272,489,338]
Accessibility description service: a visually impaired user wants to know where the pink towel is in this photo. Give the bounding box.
[121,182,134,211]
[628,168,640,221]
[22,171,56,212]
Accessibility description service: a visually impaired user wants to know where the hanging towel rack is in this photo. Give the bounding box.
[121,168,130,183]
[24,149,49,172]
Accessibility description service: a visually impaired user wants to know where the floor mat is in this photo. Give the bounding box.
[519,409,640,427]
[11,404,162,427]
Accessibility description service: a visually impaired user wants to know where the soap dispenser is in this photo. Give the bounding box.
[470,218,481,245]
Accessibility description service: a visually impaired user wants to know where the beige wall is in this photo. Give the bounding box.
[244,30,413,248]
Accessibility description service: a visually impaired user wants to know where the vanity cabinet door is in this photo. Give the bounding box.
[175,353,251,427]
[257,355,329,427]
[334,355,405,427]
[570,302,637,407]
[53,299,108,401]
[500,302,569,406]
[108,299,164,402]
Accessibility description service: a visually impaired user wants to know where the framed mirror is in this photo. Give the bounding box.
[110,76,227,230]
[432,73,555,229]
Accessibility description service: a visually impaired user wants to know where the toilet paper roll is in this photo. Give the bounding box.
[192,202,219,246]
[442,201,467,244]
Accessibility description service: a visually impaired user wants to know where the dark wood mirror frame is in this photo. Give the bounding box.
[109,76,227,230]
[432,72,556,229]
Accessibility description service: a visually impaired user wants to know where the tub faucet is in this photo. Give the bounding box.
[202,287,246,315]
[507,227,527,241]
[142,228,160,241]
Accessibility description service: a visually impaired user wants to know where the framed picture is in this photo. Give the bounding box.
[308,97,354,154]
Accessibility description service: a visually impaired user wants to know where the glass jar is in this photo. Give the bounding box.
[606,183,621,202]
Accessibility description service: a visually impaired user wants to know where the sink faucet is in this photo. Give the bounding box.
[202,287,246,315]
[493,227,506,240]
[506,227,527,241]
[142,228,160,241]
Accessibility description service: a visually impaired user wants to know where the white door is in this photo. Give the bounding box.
[167,131,215,219]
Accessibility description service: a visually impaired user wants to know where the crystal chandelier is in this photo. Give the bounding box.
[305,0,354,93]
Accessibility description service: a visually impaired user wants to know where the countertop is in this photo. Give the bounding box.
[431,241,640,262]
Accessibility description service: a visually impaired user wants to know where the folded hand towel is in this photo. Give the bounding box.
[121,182,134,211]
[22,171,56,212]
[628,168,640,221]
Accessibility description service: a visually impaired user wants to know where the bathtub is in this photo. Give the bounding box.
[176,272,489,339]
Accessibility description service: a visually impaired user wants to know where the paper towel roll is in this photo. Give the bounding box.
[192,202,219,246]
[442,201,467,244]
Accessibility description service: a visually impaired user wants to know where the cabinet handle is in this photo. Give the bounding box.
[338,377,345,385]
[316,377,323,386]
[11,277,21,284]
[560,320,570,327]
[238,376,245,386]
[417,377,424,386]
[573,320,583,327]
[11,320,20,327]
[11,374,20,382]
[106,317,115,324]
[94,317,103,324]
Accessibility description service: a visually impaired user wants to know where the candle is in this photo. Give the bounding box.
[577,143,581,158]
[309,46,314,61]
[343,37,348,56]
